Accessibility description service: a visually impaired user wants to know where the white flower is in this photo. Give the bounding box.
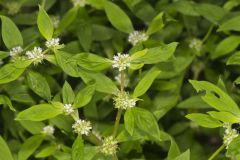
[113,92,137,110]
[223,123,239,148]
[42,125,55,135]
[128,31,149,46]
[25,47,45,64]
[100,136,118,155]
[189,38,202,52]
[63,104,74,115]
[72,119,92,135]
[71,0,88,7]
[114,73,129,87]
[45,38,60,49]
[9,46,23,57]
[112,53,131,71]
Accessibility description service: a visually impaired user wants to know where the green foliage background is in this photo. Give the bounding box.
[1,0,240,159]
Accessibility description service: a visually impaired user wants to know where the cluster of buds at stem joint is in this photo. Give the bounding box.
[71,0,88,7]
[42,125,55,135]
[26,47,45,65]
[223,123,239,148]
[128,30,149,46]
[10,46,23,57]
[45,38,61,49]
[72,119,92,135]
[6,1,21,15]
[113,91,137,110]
[112,53,131,71]
[189,38,202,53]
[100,136,118,156]
[63,104,74,115]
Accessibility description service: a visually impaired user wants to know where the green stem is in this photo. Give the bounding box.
[202,24,214,43]
[41,0,46,7]
[112,71,125,137]
[113,154,118,160]
[89,132,102,145]
[112,108,123,137]
[208,144,225,160]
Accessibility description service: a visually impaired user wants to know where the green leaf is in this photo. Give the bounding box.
[73,53,112,71]
[139,42,178,64]
[62,81,75,104]
[37,5,53,39]
[56,7,78,35]
[226,136,240,159]
[227,51,240,65]
[132,107,161,141]
[104,1,134,33]
[55,51,80,77]
[195,3,226,24]
[207,111,240,123]
[133,67,161,97]
[27,71,51,100]
[0,16,23,49]
[77,8,92,51]
[171,0,199,16]
[35,145,57,158]
[0,63,25,84]
[0,51,9,59]
[18,135,44,160]
[147,12,164,35]
[78,69,118,94]
[16,102,64,121]
[186,113,222,128]
[73,84,95,108]
[0,95,15,111]
[174,149,190,160]
[189,80,240,115]
[19,121,45,134]
[212,36,240,59]
[124,109,135,135]
[84,146,98,160]
[168,137,181,159]
[72,136,84,160]
[177,96,210,109]
[218,15,240,32]
[0,136,14,160]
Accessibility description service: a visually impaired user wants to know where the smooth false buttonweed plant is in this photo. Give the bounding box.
[1,0,240,160]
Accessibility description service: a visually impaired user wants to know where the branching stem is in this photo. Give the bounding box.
[208,144,225,160]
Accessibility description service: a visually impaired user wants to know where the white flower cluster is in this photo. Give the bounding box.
[63,104,74,115]
[100,136,118,155]
[112,53,131,71]
[189,38,202,52]
[26,47,45,64]
[113,92,136,110]
[223,123,239,148]
[128,31,149,46]
[45,38,60,49]
[42,125,55,135]
[71,0,88,7]
[72,119,92,135]
[10,46,23,57]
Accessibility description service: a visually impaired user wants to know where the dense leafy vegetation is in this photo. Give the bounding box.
[1,0,240,159]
